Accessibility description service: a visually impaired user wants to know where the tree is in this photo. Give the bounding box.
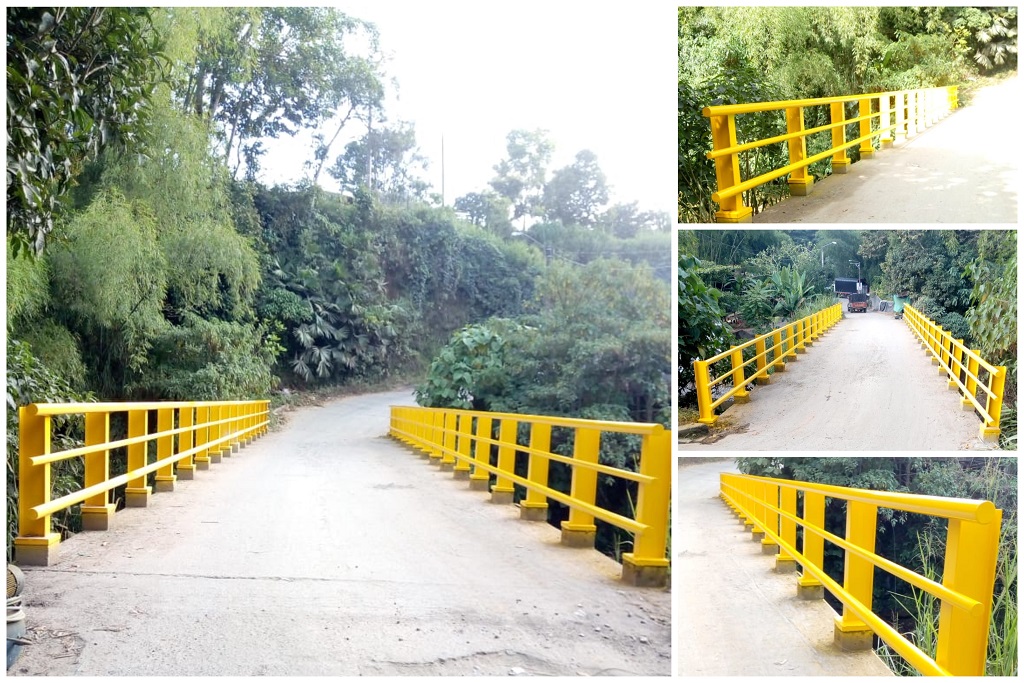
[597,202,669,239]
[176,7,384,179]
[328,122,428,201]
[454,191,514,238]
[543,149,609,227]
[678,253,733,404]
[7,7,165,255]
[489,129,554,223]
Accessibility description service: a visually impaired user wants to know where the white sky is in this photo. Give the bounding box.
[258,1,677,214]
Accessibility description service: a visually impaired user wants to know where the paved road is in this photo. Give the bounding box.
[11,390,669,676]
[675,459,893,676]
[754,79,1018,223]
[680,310,986,451]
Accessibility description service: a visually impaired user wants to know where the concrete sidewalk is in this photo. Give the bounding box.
[11,390,669,676]
[754,79,1018,223]
[676,459,893,676]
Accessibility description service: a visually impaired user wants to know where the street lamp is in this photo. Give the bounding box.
[848,260,861,280]
[821,241,837,267]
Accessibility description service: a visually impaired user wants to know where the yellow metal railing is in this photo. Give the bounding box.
[389,405,671,587]
[692,302,842,425]
[721,472,1001,676]
[704,86,959,222]
[14,400,270,566]
[903,304,1007,442]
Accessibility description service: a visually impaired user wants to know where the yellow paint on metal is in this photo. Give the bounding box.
[903,304,1006,439]
[13,400,270,565]
[693,303,842,425]
[388,406,671,582]
[701,86,958,220]
[720,472,1001,676]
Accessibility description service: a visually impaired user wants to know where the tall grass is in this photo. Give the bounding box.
[877,461,1018,676]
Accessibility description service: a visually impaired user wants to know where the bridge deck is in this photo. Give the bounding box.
[753,79,1018,224]
[10,390,669,676]
[680,309,984,451]
[676,459,894,676]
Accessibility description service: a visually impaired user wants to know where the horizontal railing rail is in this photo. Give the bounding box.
[692,302,842,424]
[720,472,1001,676]
[389,405,671,587]
[14,400,271,566]
[903,304,1007,442]
[703,86,959,222]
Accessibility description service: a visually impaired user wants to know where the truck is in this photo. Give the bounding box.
[847,292,869,313]
[834,277,859,299]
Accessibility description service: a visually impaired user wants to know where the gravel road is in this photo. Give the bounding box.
[11,389,669,676]
[680,310,987,451]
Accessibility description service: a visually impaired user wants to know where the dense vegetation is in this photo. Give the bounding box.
[679,6,1019,221]
[736,457,1017,676]
[6,7,670,560]
[679,230,1018,447]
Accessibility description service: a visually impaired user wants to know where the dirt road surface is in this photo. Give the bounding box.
[754,79,1018,223]
[679,311,987,451]
[675,459,893,676]
[11,389,669,676]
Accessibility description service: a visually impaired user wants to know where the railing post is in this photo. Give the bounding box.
[694,359,717,424]
[81,411,116,530]
[491,418,517,504]
[622,426,671,587]
[177,406,196,480]
[760,482,780,555]
[731,348,750,403]
[13,408,61,566]
[880,93,894,148]
[785,106,815,196]
[560,427,600,548]
[830,101,851,173]
[708,113,754,223]
[858,98,875,158]
[195,405,211,470]
[785,324,798,360]
[453,413,473,479]
[797,491,825,599]
[440,411,457,470]
[125,409,151,507]
[228,404,241,453]
[776,486,798,573]
[907,90,919,137]
[520,422,551,519]
[209,404,224,463]
[772,328,786,373]
[935,509,1001,675]
[154,407,176,492]
[980,365,1006,443]
[834,500,878,650]
[469,415,492,491]
[428,410,444,461]
[754,336,770,385]
[894,91,907,142]
[949,340,965,391]
[962,350,981,413]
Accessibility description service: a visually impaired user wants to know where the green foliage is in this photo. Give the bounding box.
[6,239,50,326]
[542,149,609,228]
[489,129,554,222]
[678,253,733,405]
[133,315,278,400]
[15,320,87,390]
[47,189,168,395]
[415,321,519,410]
[7,7,165,256]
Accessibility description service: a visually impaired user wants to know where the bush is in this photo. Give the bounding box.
[913,296,947,320]
[937,311,972,343]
